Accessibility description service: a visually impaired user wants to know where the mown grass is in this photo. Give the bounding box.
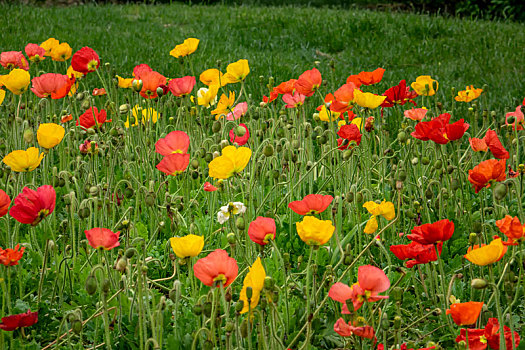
[2,3,525,110]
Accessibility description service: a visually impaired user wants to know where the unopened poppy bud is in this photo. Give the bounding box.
[212,151,220,159]
[236,217,245,230]
[246,286,253,300]
[318,134,328,145]
[397,131,407,142]
[85,275,97,295]
[411,157,418,165]
[235,301,244,313]
[192,304,203,315]
[468,233,478,245]
[125,247,136,259]
[234,125,246,137]
[202,301,212,317]
[262,144,274,157]
[240,319,249,338]
[132,79,143,92]
[156,86,164,97]
[343,255,352,265]
[342,150,353,160]
[227,232,236,245]
[101,278,110,294]
[283,253,290,267]
[356,191,364,203]
[264,276,275,290]
[493,183,507,200]
[145,192,156,206]
[472,220,482,233]
[79,207,90,219]
[471,278,488,289]
[23,129,34,144]
[115,257,127,272]
[381,313,389,328]
[76,92,85,101]
[71,319,83,334]
[119,104,130,114]
[397,170,407,182]
[81,99,91,110]
[393,315,402,329]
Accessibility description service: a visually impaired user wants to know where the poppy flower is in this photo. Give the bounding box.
[155,131,190,156]
[0,90,5,106]
[229,123,250,146]
[496,215,525,244]
[193,249,238,287]
[197,85,219,108]
[140,70,167,99]
[132,63,152,79]
[92,88,106,96]
[40,38,59,56]
[288,194,333,215]
[337,123,362,150]
[505,105,524,131]
[223,59,250,84]
[168,76,196,97]
[0,310,38,331]
[117,75,133,88]
[9,185,56,226]
[2,147,44,172]
[411,113,469,144]
[225,102,248,121]
[170,38,200,58]
[76,107,110,129]
[464,238,507,266]
[212,91,236,116]
[199,69,226,87]
[217,202,246,224]
[328,282,361,313]
[446,301,483,326]
[125,105,158,128]
[468,159,506,193]
[362,200,395,234]
[248,217,276,246]
[296,215,335,246]
[334,318,376,340]
[295,68,322,97]
[25,43,46,63]
[170,234,204,259]
[346,68,385,87]
[79,139,98,155]
[390,241,442,268]
[67,65,84,79]
[353,265,390,304]
[208,145,252,179]
[282,91,306,108]
[50,42,72,62]
[84,228,120,250]
[262,91,278,105]
[407,219,454,245]
[404,107,427,121]
[381,80,417,108]
[354,89,387,109]
[454,328,487,350]
[37,123,65,149]
[365,116,375,132]
[455,85,483,102]
[156,153,190,176]
[203,182,218,192]
[483,129,509,159]
[0,244,25,266]
[273,79,297,95]
[0,68,31,95]
[31,73,75,99]
[330,83,357,113]
[0,190,10,217]
[411,75,438,96]
[484,318,520,350]
[71,47,100,74]
[239,257,266,313]
[0,51,29,70]
[469,137,489,152]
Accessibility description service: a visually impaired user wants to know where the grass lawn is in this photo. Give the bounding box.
[2,3,524,109]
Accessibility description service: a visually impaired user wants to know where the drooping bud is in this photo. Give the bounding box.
[471,278,488,289]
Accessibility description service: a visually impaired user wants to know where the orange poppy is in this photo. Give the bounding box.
[496,215,525,244]
[346,68,385,87]
[446,302,484,326]
[295,68,322,97]
[468,159,506,193]
[140,70,166,99]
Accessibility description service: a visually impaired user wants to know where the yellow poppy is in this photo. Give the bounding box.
[363,200,395,234]
[208,146,252,179]
[364,216,379,234]
[239,257,266,314]
[169,234,204,259]
[199,69,227,87]
[222,59,250,84]
[455,85,483,103]
[0,69,31,95]
[411,75,438,96]
[353,89,386,109]
[211,91,235,116]
[296,216,335,246]
[40,38,59,56]
[67,65,84,79]
[50,42,72,62]
[170,38,200,58]
[117,75,133,88]
[0,89,5,106]
[319,105,340,122]
[125,105,159,128]
[464,238,506,266]
[37,123,65,149]
[2,147,44,172]
[197,85,219,108]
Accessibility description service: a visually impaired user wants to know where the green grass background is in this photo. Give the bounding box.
[2,3,525,110]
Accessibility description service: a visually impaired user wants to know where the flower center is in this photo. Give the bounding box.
[213,274,226,286]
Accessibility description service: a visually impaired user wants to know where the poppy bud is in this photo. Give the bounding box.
[227,232,236,245]
[235,301,244,313]
[202,301,212,317]
[71,320,83,334]
[397,131,407,143]
[145,192,156,206]
[125,248,136,259]
[343,255,353,265]
[381,313,389,328]
[356,191,364,203]
[212,151,220,159]
[317,135,328,145]
[101,278,110,295]
[85,275,98,295]
[192,304,203,316]
[23,128,34,144]
[262,144,274,157]
[471,278,488,289]
[132,79,143,92]
[115,257,127,272]
[450,178,460,191]
[264,276,275,290]
[343,150,353,160]
[235,217,245,230]
[493,183,507,200]
[468,233,478,245]
[79,207,91,219]
[472,221,482,233]
[240,319,249,338]
[81,99,91,110]
[393,316,402,329]
[119,104,130,114]
[397,170,407,182]
[421,156,430,165]
[76,92,85,101]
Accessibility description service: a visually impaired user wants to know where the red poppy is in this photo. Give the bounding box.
[0,244,25,266]
[468,159,506,193]
[378,344,435,350]
[9,185,56,226]
[273,79,296,95]
[484,318,520,350]
[411,113,469,144]
[330,83,356,113]
[71,47,100,74]
[155,131,190,156]
[334,318,376,340]
[381,80,417,108]
[505,105,524,131]
[248,217,276,246]
[25,44,46,62]
[295,68,322,97]
[0,310,38,331]
[0,51,29,70]
[390,241,442,268]
[365,116,375,132]
[156,153,190,176]
[262,91,278,104]
[79,139,98,155]
[140,70,167,99]
[31,73,75,99]
[229,123,250,146]
[282,91,306,108]
[61,114,73,123]
[203,182,218,192]
[446,301,483,326]
[346,68,385,87]
[288,194,333,215]
[193,249,238,287]
[0,189,10,217]
[496,215,525,245]
[92,88,106,96]
[337,124,362,150]
[407,219,454,245]
[483,129,509,159]
[76,107,111,129]
[168,76,196,97]
[469,137,488,152]
[84,228,120,250]
[455,328,487,350]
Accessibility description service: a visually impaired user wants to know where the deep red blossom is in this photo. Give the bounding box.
[0,189,10,217]
[411,113,469,144]
[0,310,38,331]
[468,159,506,193]
[85,228,120,250]
[76,107,111,129]
[288,194,333,215]
[9,185,56,226]
[390,241,442,268]
[229,123,250,146]
[484,129,509,159]
[262,91,278,104]
[407,219,454,245]
[203,182,218,192]
[71,47,100,74]
[381,80,417,108]
[295,68,322,97]
[337,124,362,150]
[455,318,520,350]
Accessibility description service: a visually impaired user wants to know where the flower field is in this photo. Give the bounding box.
[0,4,524,350]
